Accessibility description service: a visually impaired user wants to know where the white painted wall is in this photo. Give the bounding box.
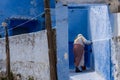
[59,0,105,4]
[111,13,120,79]
[116,13,120,36]
[111,38,120,80]
[0,30,50,80]
[113,13,120,36]
[58,0,118,4]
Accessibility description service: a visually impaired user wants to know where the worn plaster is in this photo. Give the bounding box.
[0,30,50,80]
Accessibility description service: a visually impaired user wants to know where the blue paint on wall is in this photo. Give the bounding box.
[0,0,55,37]
[55,3,113,80]
[110,40,114,80]
[56,3,113,80]
[56,3,69,80]
[69,42,74,69]
[93,40,111,79]
[68,6,88,42]
[8,18,39,36]
[89,5,112,80]
[108,11,114,80]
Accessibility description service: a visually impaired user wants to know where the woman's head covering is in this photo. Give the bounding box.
[77,34,82,38]
[74,34,83,40]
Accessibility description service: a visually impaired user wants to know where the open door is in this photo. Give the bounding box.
[68,5,94,71]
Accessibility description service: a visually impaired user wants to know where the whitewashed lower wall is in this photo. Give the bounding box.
[0,30,50,80]
[111,37,120,80]
[113,13,120,36]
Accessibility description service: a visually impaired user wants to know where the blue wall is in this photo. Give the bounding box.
[56,3,69,80]
[67,4,112,80]
[89,5,112,80]
[8,18,39,35]
[0,0,55,37]
[68,6,88,42]
[56,3,113,80]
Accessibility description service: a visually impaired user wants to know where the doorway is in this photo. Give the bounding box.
[68,5,94,71]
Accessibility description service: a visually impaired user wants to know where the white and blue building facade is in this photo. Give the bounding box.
[56,2,116,80]
[0,0,118,80]
[0,0,55,37]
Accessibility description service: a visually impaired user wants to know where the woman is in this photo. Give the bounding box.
[73,34,92,72]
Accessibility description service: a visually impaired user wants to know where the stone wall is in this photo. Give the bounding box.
[0,30,50,80]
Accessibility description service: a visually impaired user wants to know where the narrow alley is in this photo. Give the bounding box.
[0,0,120,80]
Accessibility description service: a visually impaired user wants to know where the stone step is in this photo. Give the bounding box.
[70,70,105,80]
